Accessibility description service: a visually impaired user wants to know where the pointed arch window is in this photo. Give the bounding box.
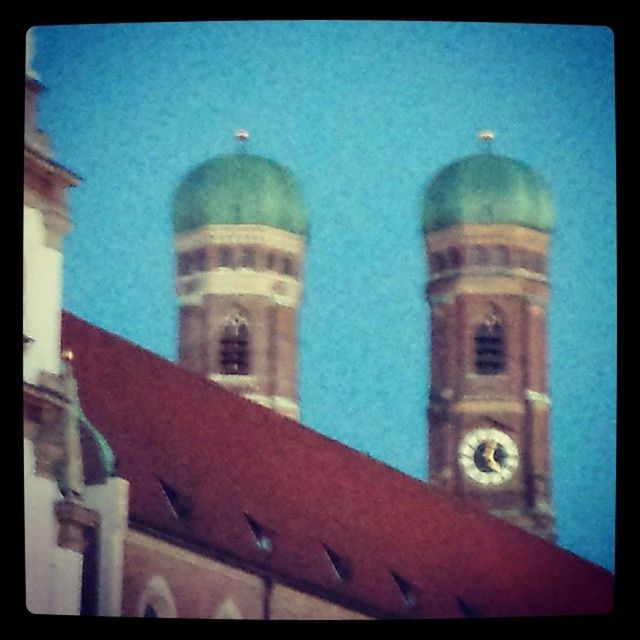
[474,313,505,375]
[219,315,250,375]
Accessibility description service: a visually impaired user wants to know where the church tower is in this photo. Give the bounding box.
[423,136,555,541]
[172,136,307,420]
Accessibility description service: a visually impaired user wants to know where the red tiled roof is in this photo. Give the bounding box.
[61,311,614,619]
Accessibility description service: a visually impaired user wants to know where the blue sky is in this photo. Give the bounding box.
[31,21,616,571]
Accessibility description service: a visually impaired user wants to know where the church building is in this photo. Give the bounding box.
[23,40,614,620]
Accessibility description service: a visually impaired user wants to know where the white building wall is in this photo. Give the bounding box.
[51,547,84,615]
[24,205,63,383]
[85,478,130,616]
[24,439,83,615]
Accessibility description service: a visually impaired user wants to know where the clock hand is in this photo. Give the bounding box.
[483,441,501,472]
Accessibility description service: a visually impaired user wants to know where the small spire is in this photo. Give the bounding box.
[477,130,495,153]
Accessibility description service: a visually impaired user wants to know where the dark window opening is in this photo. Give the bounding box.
[220,321,250,375]
[473,245,489,266]
[80,525,99,615]
[474,317,505,375]
[245,514,273,552]
[144,604,159,618]
[241,247,256,268]
[219,246,233,268]
[193,248,206,272]
[178,253,190,276]
[447,247,462,269]
[266,252,276,270]
[323,544,352,582]
[283,256,295,276]
[432,253,446,273]
[531,253,546,273]
[391,571,418,608]
[158,477,192,522]
[493,245,509,267]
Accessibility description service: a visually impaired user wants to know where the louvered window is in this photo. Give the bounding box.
[474,316,505,375]
[220,320,250,375]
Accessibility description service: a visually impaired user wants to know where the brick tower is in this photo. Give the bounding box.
[423,137,555,541]
[172,137,307,420]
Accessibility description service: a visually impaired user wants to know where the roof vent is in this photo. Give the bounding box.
[158,478,192,522]
[391,571,418,609]
[323,544,352,582]
[245,514,274,552]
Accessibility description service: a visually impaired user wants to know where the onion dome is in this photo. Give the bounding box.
[173,153,308,236]
[423,153,554,234]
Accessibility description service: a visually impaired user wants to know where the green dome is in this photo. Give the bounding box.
[173,153,308,235]
[423,153,554,233]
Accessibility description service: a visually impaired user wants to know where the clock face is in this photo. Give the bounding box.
[458,428,519,486]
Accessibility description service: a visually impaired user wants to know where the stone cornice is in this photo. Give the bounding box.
[176,224,305,255]
[55,499,99,553]
[425,223,550,253]
[428,266,548,286]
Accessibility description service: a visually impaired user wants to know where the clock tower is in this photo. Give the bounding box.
[423,139,555,541]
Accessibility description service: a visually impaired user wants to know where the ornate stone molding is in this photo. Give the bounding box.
[428,266,548,285]
[178,269,302,308]
[426,223,550,253]
[55,499,99,553]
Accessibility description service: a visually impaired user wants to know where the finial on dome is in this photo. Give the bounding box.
[235,129,250,153]
[477,130,495,153]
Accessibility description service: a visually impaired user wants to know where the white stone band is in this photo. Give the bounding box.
[176,224,305,254]
[178,269,302,308]
[525,389,551,405]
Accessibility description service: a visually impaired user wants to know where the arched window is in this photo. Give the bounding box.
[283,256,295,276]
[219,246,233,268]
[474,313,505,375]
[219,315,250,375]
[137,575,178,618]
[492,245,509,267]
[471,245,489,266]
[266,252,277,271]
[531,253,546,273]
[213,598,243,619]
[447,247,462,269]
[241,247,256,268]
[193,248,206,272]
[432,252,446,273]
